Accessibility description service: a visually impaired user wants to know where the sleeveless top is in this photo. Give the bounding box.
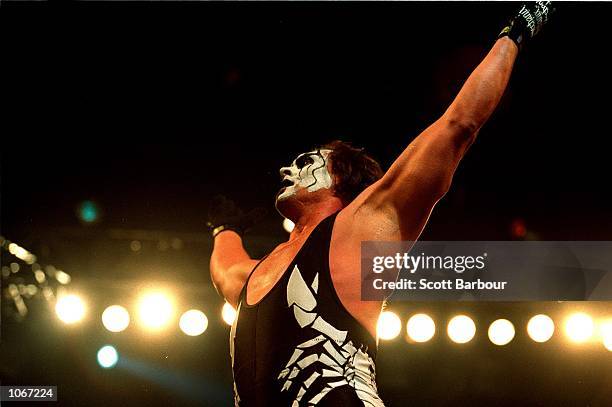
[229,213,385,406]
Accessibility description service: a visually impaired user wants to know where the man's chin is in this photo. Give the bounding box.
[275,190,295,215]
[276,187,294,203]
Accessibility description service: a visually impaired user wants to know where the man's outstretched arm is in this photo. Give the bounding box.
[357,37,518,240]
[354,2,553,240]
[381,36,518,211]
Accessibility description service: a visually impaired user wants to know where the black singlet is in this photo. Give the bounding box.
[230,213,385,406]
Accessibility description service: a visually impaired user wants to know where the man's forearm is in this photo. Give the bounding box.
[443,36,519,133]
[210,231,251,275]
[209,231,259,307]
[369,37,520,219]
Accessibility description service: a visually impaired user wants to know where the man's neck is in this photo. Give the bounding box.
[288,200,342,241]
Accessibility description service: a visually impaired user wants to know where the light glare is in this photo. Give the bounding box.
[137,292,174,331]
[527,314,555,343]
[377,311,402,340]
[488,319,515,346]
[283,218,295,233]
[222,302,237,326]
[447,315,476,344]
[97,345,118,369]
[179,309,209,336]
[34,270,46,283]
[55,270,72,285]
[406,314,436,343]
[565,313,594,343]
[55,294,86,324]
[599,320,612,351]
[102,305,130,332]
[8,243,36,264]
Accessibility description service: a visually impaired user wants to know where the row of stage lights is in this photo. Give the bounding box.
[89,309,611,371]
[53,291,612,351]
[376,310,612,350]
[54,291,238,336]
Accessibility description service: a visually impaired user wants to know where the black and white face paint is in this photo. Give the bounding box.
[277,149,332,202]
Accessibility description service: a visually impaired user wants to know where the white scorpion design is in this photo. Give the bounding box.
[278,265,385,406]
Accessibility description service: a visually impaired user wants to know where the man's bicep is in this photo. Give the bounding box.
[369,118,474,212]
[345,120,473,240]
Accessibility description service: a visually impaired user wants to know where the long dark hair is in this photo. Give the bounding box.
[320,140,384,205]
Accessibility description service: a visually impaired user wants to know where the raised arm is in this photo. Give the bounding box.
[355,3,553,240]
[381,36,518,213]
[207,195,266,308]
[210,231,258,308]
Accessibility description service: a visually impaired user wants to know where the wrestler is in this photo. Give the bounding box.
[208,3,553,406]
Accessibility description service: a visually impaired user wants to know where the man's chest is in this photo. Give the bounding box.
[245,242,305,305]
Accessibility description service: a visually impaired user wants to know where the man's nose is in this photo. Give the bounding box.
[279,166,293,178]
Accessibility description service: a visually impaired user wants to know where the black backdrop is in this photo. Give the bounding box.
[1,2,611,406]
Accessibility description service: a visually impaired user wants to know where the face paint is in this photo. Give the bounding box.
[277,149,332,202]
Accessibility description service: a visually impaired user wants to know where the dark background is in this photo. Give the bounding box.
[1,2,611,406]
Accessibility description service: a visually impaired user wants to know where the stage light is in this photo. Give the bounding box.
[7,242,36,264]
[510,218,527,239]
[222,302,237,326]
[34,270,46,283]
[55,294,86,324]
[406,313,435,343]
[527,314,555,343]
[137,292,175,331]
[97,345,118,369]
[8,243,22,256]
[7,284,19,298]
[130,240,142,252]
[565,313,594,343]
[179,309,208,336]
[102,305,130,333]
[447,315,476,344]
[283,218,295,233]
[488,319,515,346]
[78,200,99,224]
[26,284,38,296]
[377,311,401,340]
[55,270,71,285]
[599,320,612,351]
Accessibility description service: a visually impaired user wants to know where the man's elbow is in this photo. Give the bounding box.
[423,174,452,205]
[444,116,480,143]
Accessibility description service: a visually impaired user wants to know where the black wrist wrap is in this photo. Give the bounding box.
[211,224,244,238]
[499,1,553,49]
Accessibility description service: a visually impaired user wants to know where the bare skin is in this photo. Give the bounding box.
[210,37,519,339]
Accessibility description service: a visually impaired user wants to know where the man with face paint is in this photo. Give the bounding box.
[276,150,333,202]
[208,3,553,406]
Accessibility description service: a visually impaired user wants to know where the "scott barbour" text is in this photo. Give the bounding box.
[373,278,508,291]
